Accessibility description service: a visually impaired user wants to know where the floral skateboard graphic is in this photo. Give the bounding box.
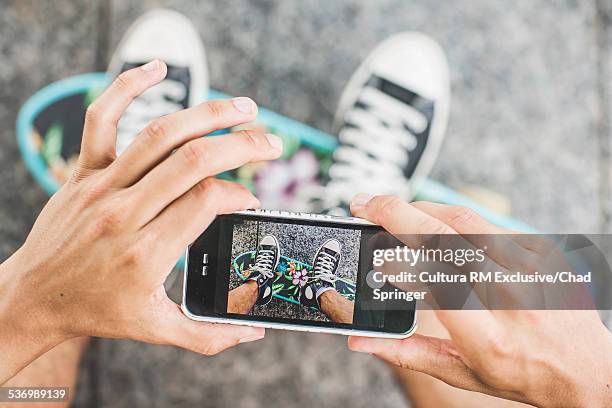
[15,73,337,211]
[233,251,356,306]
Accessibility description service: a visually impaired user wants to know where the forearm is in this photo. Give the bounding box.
[0,251,67,384]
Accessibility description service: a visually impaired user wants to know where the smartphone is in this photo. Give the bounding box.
[182,209,417,338]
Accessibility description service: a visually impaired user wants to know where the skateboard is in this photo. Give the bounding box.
[16,73,534,230]
[15,73,536,268]
[233,250,356,307]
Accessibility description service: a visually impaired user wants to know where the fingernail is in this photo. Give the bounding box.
[239,330,265,344]
[250,197,261,209]
[265,133,283,151]
[232,97,256,114]
[351,193,374,209]
[141,59,160,72]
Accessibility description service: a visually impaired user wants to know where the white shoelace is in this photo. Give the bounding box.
[251,249,276,279]
[317,85,428,213]
[115,79,187,155]
[311,251,339,283]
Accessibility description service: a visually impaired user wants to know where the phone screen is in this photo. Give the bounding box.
[183,212,416,335]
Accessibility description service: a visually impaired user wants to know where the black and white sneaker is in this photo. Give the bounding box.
[316,32,450,215]
[248,235,281,305]
[300,239,342,310]
[108,9,208,155]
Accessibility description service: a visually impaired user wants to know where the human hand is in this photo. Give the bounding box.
[0,60,282,382]
[347,194,612,408]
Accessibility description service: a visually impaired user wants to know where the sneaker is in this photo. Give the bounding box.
[300,239,342,309]
[316,32,450,215]
[248,235,281,305]
[108,9,208,156]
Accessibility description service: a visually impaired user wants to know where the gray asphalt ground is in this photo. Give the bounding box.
[229,220,360,322]
[2,1,612,407]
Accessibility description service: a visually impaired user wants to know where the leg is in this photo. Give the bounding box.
[0,337,89,408]
[231,234,280,311]
[300,238,350,321]
[391,310,528,408]
[227,280,258,314]
[227,234,281,314]
[319,290,354,324]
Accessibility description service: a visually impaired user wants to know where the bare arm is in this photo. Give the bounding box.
[0,61,283,384]
[348,194,612,408]
[0,254,67,384]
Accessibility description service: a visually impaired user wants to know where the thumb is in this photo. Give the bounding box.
[348,334,460,371]
[348,335,486,392]
[149,295,265,356]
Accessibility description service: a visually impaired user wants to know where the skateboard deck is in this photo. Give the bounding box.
[233,251,356,306]
[15,73,537,273]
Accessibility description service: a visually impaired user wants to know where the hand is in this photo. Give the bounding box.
[0,60,282,383]
[347,194,612,408]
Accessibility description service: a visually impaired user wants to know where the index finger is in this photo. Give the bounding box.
[411,202,539,271]
[350,195,501,340]
[107,98,260,188]
[350,194,456,243]
[128,130,282,227]
[79,60,168,170]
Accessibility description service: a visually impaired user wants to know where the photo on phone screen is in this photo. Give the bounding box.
[228,219,360,324]
[183,212,417,337]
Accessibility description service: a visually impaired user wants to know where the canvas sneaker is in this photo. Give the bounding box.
[300,239,342,309]
[108,8,208,156]
[315,32,450,215]
[248,235,281,305]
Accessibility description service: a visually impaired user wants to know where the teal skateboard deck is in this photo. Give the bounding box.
[233,251,356,306]
[15,72,537,268]
[16,73,535,233]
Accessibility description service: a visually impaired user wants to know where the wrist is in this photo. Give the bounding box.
[571,329,612,408]
[0,249,69,383]
[1,248,69,336]
[533,326,612,408]
[575,331,612,408]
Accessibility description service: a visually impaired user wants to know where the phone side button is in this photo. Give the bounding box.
[201,265,207,276]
